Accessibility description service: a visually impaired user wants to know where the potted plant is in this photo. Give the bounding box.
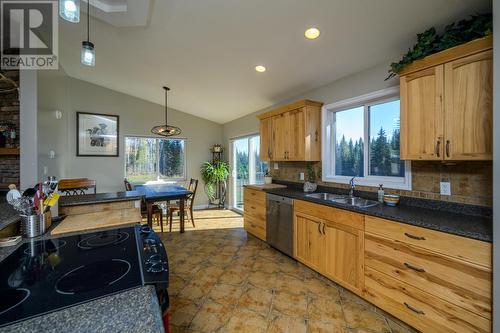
[304,163,321,193]
[200,161,229,205]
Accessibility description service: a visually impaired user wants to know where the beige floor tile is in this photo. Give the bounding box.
[304,277,340,300]
[267,315,307,333]
[272,291,308,317]
[247,271,277,291]
[342,301,391,333]
[218,265,250,285]
[208,253,235,265]
[193,265,225,283]
[178,279,215,304]
[169,274,190,296]
[169,297,199,327]
[221,308,268,333]
[275,273,308,295]
[308,296,344,323]
[237,286,273,316]
[189,301,234,332]
[252,258,281,274]
[208,283,244,305]
[278,260,307,279]
[307,320,348,333]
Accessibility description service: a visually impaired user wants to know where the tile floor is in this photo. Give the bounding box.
[156,210,417,333]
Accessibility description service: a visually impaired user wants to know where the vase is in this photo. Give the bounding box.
[303,182,317,193]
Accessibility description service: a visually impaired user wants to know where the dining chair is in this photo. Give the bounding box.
[124,178,165,232]
[168,178,198,232]
[59,178,97,195]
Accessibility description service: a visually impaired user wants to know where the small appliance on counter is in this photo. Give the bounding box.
[0,224,169,329]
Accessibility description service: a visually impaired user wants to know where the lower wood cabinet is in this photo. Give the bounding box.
[294,200,364,295]
[243,188,266,241]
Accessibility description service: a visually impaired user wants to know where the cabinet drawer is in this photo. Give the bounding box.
[244,198,266,221]
[244,188,266,203]
[244,214,266,241]
[365,216,491,268]
[365,267,491,333]
[294,200,364,231]
[365,233,491,319]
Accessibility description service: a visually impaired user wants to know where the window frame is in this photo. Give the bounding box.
[321,87,411,190]
[124,135,187,183]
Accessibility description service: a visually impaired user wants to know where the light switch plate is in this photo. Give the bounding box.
[273,163,279,170]
[299,172,304,181]
[440,182,451,196]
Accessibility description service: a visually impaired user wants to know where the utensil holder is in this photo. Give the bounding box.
[20,212,51,238]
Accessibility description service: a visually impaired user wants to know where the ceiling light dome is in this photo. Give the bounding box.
[305,27,320,40]
[255,65,266,73]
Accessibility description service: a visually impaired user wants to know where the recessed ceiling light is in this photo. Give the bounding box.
[255,65,266,73]
[304,27,320,40]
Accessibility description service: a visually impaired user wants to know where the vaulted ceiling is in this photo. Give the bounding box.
[57,0,491,123]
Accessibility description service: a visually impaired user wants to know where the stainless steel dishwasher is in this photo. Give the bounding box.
[266,194,294,257]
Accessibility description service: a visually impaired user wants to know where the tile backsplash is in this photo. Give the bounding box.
[269,160,492,207]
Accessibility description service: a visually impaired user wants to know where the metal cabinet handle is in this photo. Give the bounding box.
[404,232,426,241]
[250,206,256,210]
[315,130,319,142]
[317,222,322,235]
[322,223,325,235]
[446,140,450,158]
[435,140,440,157]
[404,262,426,273]
[404,302,425,315]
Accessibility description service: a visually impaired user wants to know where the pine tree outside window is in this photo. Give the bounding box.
[125,136,186,183]
[322,87,411,190]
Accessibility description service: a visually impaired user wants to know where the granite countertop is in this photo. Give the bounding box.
[0,201,20,231]
[0,226,164,332]
[59,191,143,207]
[265,186,492,242]
[1,285,164,333]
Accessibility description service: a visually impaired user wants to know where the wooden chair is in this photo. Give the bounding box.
[168,179,198,232]
[124,179,164,232]
[59,178,97,195]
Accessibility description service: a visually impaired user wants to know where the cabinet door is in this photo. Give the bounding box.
[400,66,444,160]
[294,213,324,272]
[287,108,305,160]
[324,222,364,294]
[259,118,273,161]
[272,113,289,161]
[444,50,493,160]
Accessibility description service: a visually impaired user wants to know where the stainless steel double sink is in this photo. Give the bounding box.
[305,192,379,208]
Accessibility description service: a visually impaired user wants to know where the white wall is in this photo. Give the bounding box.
[20,70,38,190]
[222,62,398,206]
[37,70,223,206]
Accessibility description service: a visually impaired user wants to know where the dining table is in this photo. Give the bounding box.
[134,184,192,233]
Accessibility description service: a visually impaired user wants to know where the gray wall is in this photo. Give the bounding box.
[37,70,223,206]
[222,62,398,207]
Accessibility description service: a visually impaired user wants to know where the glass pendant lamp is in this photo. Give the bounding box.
[81,0,95,66]
[59,0,80,22]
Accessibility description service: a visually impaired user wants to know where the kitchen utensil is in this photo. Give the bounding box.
[6,184,21,204]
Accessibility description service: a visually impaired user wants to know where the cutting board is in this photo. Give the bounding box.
[51,208,142,235]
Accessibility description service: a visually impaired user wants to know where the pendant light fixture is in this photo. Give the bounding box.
[59,0,80,22]
[151,87,182,136]
[81,0,95,66]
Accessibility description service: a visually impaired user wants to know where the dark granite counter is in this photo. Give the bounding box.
[1,285,164,333]
[265,185,492,242]
[59,191,143,207]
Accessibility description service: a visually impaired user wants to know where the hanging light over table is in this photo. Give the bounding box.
[151,87,181,136]
[59,0,80,22]
[81,0,95,66]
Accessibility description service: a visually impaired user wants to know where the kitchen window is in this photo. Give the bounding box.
[322,87,411,190]
[125,136,186,183]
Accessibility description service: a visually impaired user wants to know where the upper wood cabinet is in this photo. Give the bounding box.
[399,36,492,161]
[257,100,323,161]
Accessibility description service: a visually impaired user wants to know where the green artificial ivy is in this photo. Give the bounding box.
[386,13,492,80]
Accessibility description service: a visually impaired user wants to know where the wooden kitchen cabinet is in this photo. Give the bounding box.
[399,36,492,161]
[257,100,322,162]
[294,200,364,295]
[243,187,266,241]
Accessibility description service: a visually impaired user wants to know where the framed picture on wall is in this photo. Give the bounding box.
[77,112,119,157]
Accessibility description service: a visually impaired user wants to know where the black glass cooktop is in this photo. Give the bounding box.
[0,227,142,328]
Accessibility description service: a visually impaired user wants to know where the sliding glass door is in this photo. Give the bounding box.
[232,135,267,212]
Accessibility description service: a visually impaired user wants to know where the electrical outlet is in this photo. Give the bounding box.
[299,172,304,181]
[440,181,451,196]
[273,163,279,170]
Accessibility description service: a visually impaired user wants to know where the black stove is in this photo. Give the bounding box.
[0,225,169,328]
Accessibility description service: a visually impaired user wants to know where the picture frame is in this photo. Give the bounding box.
[76,112,119,157]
